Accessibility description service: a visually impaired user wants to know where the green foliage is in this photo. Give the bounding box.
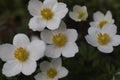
[0,0,120,80]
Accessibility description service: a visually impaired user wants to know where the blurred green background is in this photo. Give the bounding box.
[0,0,120,80]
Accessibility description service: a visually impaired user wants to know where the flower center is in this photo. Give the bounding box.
[99,20,108,28]
[97,33,110,45]
[77,12,85,19]
[52,33,67,47]
[40,8,53,20]
[14,47,29,62]
[46,68,57,78]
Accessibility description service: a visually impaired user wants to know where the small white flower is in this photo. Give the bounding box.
[0,34,46,77]
[28,0,68,31]
[41,21,78,58]
[69,5,88,22]
[90,11,114,29]
[34,58,68,80]
[85,24,120,53]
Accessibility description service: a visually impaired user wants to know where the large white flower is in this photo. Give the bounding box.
[0,34,46,77]
[34,58,68,80]
[28,0,68,31]
[85,24,120,53]
[90,11,114,29]
[41,21,78,58]
[69,5,88,22]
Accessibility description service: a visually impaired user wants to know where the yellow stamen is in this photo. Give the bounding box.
[52,33,67,47]
[99,20,107,28]
[40,8,53,20]
[77,12,85,19]
[97,33,110,45]
[46,68,57,78]
[14,47,29,62]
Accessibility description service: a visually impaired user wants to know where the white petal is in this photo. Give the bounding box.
[22,59,37,75]
[13,34,30,48]
[54,20,67,32]
[73,5,81,12]
[58,67,68,78]
[88,27,99,35]
[28,0,43,16]
[97,45,113,53]
[0,44,15,61]
[41,29,53,44]
[45,45,62,58]
[81,6,88,20]
[40,61,50,71]
[89,22,98,27]
[34,73,48,80]
[47,17,61,30]
[43,0,57,8]
[62,43,78,57]
[64,29,78,42]
[53,3,68,19]
[85,34,99,47]
[105,11,114,23]
[111,35,120,46]
[2,60,21,77]
[30,35,39,41]
[69,12,80,21]
[102,24,117,36]
[51,58,62,69]
[28,17,45,31]
[27,40,46,61]
[93,11,104,21]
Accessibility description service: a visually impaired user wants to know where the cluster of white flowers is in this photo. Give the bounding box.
[85,11,120,53]
[0,0,80,79]
[0,0,120,79]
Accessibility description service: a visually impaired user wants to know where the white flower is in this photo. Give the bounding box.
[34,58,68,80]
[0,34,46,77]
[85,24,120,53]
[41,21,78,58]
[69,5,88,22]
[90,11,114,29]
[28,0,68,31]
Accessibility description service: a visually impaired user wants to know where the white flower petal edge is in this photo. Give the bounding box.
[97,45,113,53]
[28,17,45,31]
[35,58,68,80]
[58,67,69,78]
[13,34,30,48]
[62,43,78,57]
[21,59,37,75]
[35,73,48,80]
[0,44,15,61]
[28,0,42,16]
[111,35,120,46]
[105,11,114,23]
[0,33,46,77]
[2,60,22,77]
[64,29,78,42]
[27,40,46,60]
[45,45,62,58]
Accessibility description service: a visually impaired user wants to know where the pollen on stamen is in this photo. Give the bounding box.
[14,47,29,62]
[40,8,53,20]
[46,68,57,78]
[99,20,108,28]
[97,33,110,45]
[52,33,67,47]
[77,12,85,19]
